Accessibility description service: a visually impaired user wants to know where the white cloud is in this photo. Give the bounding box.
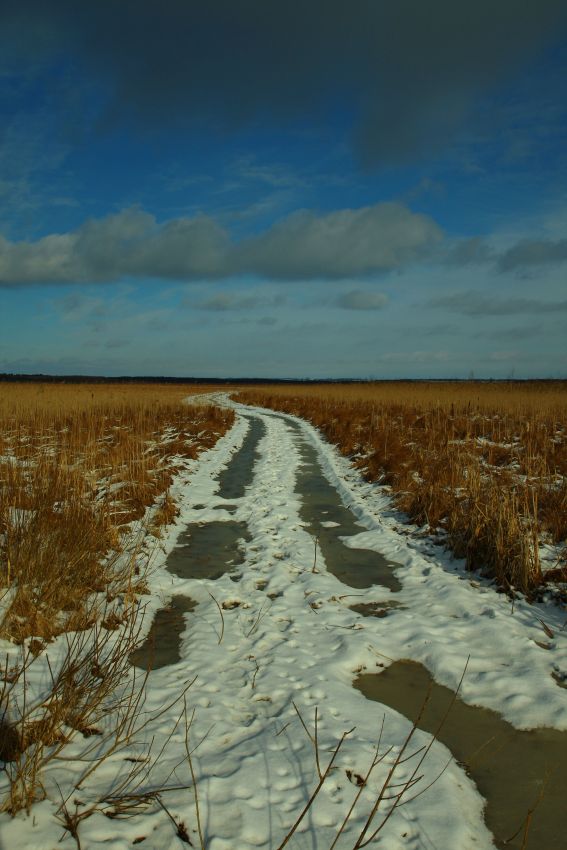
[0,202,442,285]
[235,203,442,280]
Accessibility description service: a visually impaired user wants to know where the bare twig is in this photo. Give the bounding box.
[184,698,205,850]
[207,592,225,645]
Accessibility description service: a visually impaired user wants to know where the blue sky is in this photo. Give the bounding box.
[1,1,567,379]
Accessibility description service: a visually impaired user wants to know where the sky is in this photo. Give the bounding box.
[1,1,567,379]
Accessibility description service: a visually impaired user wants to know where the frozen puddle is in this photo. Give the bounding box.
[293,431,402,591]
[166,520,251,580]
[354,660,567,850]
[217,415,265,499]
[132,421,261,670]
[130,595,196,670]
[133,521,251,670]
[349,599,402,617]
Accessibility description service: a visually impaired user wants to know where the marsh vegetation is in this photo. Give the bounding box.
[0,382,233,812]
[239,381,567,595]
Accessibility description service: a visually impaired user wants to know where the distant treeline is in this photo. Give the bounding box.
[0,373,277,385]
[0,373,565,387]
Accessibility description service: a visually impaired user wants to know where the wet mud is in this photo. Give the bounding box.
[217,417,265,499]
[348,600,402,618]
[166,520,251,580]
[130,595,196,670]
[355,659,567,850]
[293,433,401,591]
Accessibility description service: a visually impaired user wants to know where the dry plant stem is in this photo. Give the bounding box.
[291,703,323,779]
[503,769,550,849]
[282,665,463,850]
[354,658,469,848]
[251,658,260,690]
[130,706,185,797]
[184,697,205,850]
[275,726,354,850]
[313,707,322,780]
[66,658,194,790]
[102,783,192,816]
[327,714,391,850]
[284,703,445,850]
[56,790,86,850]
[244,600,270,638]
[54,682,199,846]
[520,812,533,850]
[207,592,224,645]
[155,795,192,845]
[352,688,434,849]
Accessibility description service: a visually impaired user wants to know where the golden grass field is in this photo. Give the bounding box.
[237,381,567,595]
[0,382,234,643]
[0,382,235,812]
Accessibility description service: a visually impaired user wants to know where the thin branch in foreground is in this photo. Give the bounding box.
[275,727,355,850]
[207,592,224,645]
[183,697,205,850]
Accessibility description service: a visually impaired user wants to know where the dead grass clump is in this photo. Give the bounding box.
[0,612,150,814]
[238,381,566,595]
[149,492,180,537]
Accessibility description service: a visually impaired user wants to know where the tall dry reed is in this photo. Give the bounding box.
[0,382,233,641]
[0,382,233,813]
[238,381,567,595]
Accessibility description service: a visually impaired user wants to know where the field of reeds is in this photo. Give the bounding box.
[0,382,233,812]
[0,382,234,642]
[238,381,567,596]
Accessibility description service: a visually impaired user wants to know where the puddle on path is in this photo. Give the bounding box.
[167,521,251,580]
[293,434,401,591]
[130,595,196,670]
[349,600,402,618]
[217,416,265,499]
[354,660,567,850]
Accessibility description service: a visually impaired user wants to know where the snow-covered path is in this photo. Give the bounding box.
[3,398,567,850]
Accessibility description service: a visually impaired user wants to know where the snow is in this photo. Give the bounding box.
[1,395,566,849]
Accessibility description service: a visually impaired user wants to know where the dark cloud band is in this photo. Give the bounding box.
[2,1,566,165]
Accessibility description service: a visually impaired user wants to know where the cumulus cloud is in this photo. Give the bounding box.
[234,203,442,280]
[0,202,441,285]
[2,1,566,166]
[336,290,388,310]
[0,208,229,283]
[428,290,567,315]
[442,234,567,272]
[497,237,567,271]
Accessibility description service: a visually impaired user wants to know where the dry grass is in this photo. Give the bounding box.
[0,382,233,642]
[0,381,233,813]
[237,381,567,595]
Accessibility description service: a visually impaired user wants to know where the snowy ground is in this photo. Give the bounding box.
[1,396,566,850]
